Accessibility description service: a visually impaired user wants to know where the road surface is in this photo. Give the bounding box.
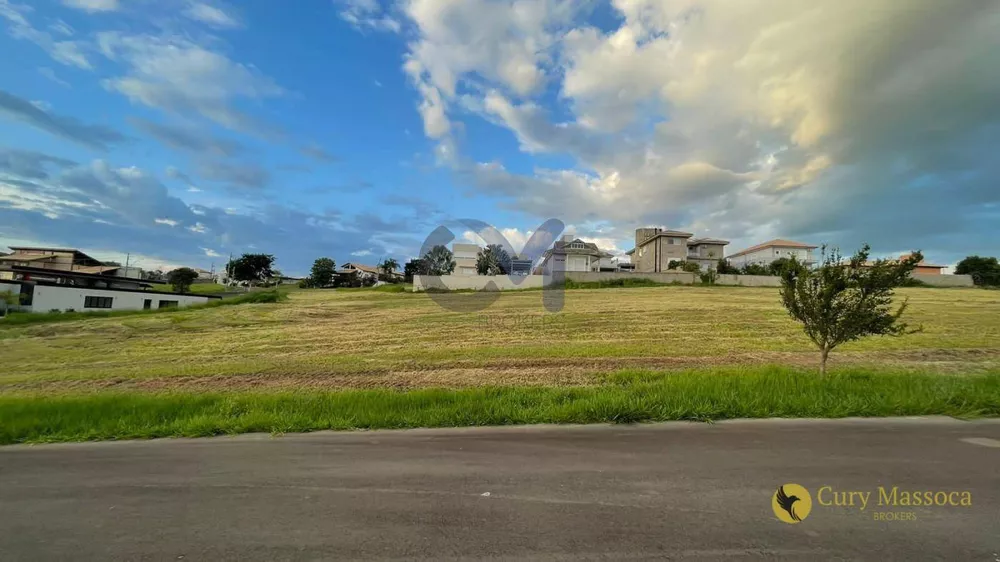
[1,418,998,560]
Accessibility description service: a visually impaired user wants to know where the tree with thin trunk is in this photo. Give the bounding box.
[779,245,922,375]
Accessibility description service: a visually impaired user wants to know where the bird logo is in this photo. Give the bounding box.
[772,484,812,524]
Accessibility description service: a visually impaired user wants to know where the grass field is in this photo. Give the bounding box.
[148,282,231,294]
[2,285,999,442]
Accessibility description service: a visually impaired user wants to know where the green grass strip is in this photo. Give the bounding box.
[1,367,998,444]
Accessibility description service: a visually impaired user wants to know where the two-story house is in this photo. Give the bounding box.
[539,236,614,274]
[625,228,729,272]
[452,243,480,276]
[726,239,818,269]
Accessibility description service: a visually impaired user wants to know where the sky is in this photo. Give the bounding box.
[1,0,998,276]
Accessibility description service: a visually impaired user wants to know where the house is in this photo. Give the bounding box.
[0,250,221,313]
[726,239,818,269]
[625,228,729,272]
[193,268,215,281]
[539,235,614,274]
[0,247,124,278]
[339,262,380,281]
[862,253,947,275]
[452,243,480,276]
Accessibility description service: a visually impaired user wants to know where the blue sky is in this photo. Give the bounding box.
[2,0,998,276]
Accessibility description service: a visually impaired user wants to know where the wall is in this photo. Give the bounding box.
[912,273,974,287]
[413,272,975,291]
[565,271,699,284]
[4,283,216,312]
[414,275,547,291]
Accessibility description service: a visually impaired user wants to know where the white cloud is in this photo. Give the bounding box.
[183,2,241,29]
[201,247,220,257]
[62,0,119,12]
[337,0,400,33]
[97,32,284,134]
[155,218,179,227]
[188,222,207,233]
[351,249,372,256]
[1,1,92,69]
[38,67,71,88]
[397,0,1000,265]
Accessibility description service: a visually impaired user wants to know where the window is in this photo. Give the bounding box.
[668,238,675,245]
[158,300,179,309]
[569,242,584,249]
[143,299,152,310]
[84,296,113,309]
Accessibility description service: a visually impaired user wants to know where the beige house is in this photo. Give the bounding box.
[539,236,615,274]
[625,228,729,272]
[726,239,818,269]
[0,247,120,277]
[452,243,480,276]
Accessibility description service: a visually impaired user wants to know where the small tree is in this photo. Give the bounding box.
[680,261,701,273]
[780,245,922,375]
[226,253,275,289]
[476,244,511,275]
[1,290,19,316]
[309,257,336,288]
[166,267,198,293]
[955,256,1000,287]
[769,257,805,277]
[422,245,456,276]
[741,263,771,276]
[716,259,740,275]
[403,258,425,283]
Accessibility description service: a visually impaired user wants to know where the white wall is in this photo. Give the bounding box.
[1,283,215,313]
[414,275,547,291]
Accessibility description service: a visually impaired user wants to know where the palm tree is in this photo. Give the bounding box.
[379,258,399,281]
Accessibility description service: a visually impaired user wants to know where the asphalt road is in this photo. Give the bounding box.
[1,418,999,561]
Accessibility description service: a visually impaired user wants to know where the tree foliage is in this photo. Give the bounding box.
[422,245,456,276]
[403,259,425,283]
[716,259,740,275]
[476,244,512,275]
[955,255,1000,287]
[378,258,399,282]
[226,254,275,286]
[309,257,336,288]
[779,245,922,375]
[166,267,198,293]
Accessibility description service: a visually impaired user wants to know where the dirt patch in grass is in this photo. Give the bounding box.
[7,348,998,394]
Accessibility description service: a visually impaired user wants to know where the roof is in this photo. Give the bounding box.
[546,239,613,258]
[688,238,730,246]
[339,263,381,275]
[6,246,104,265]
[727,239,818,258]
[862,254,946,269]
[5,265,153,287]
[0,253,62,263]
[74,265,121,274]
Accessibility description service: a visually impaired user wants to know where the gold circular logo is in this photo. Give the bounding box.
[772,484,812,524]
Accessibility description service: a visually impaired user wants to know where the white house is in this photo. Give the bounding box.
[0,279,220,314]
[727,239,818,268]
[539,236,614,274]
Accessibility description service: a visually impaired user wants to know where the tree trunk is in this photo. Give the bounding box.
[819,346,830,376]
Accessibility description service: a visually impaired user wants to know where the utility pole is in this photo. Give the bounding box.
[124,253,130,276]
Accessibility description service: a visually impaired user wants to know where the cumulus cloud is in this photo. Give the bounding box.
[0,89,126,149]
[398,0,1000,265]
[1,151,439,274]
[97,32,284,134]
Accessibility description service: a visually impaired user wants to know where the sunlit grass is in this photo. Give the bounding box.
[2,367,997,444]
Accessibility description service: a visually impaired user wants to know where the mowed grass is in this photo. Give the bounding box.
[2,367,998,444]
[3,286,1000,391]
